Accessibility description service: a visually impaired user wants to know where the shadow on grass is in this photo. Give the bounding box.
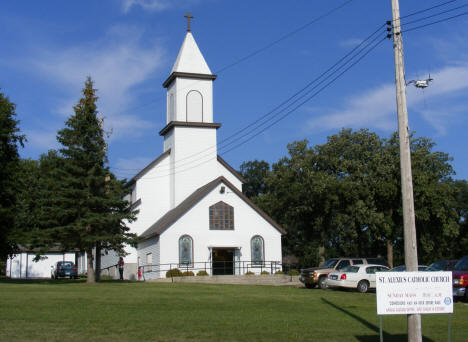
[321,298,435,342]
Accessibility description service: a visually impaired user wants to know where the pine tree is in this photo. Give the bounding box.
[53,77,137,283]
[0,91,25,260]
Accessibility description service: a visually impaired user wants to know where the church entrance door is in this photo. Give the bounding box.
[212,248,234,275]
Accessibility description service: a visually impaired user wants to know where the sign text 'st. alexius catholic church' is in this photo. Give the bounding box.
[101,16,285,280]
[376,272,453,315]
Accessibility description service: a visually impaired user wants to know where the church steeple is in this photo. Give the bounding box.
[170,31,212,75]
[160,16,221,208]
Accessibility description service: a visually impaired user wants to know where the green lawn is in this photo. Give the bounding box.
[0,280,466,342]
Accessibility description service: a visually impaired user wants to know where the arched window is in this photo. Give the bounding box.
[251,236,264,265]
[209,201,234,230]
[186,90,203,122]
[179,235,193,266]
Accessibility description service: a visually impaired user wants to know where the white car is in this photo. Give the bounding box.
[326,264,390,293]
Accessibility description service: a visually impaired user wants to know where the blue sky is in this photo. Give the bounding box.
[1,0,467,181]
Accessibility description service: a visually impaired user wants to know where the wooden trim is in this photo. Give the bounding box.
[159,121,221,136]
[127,149,171,185]
[163,72,217,88]
[130,198,142,210]
[217,155,246,184]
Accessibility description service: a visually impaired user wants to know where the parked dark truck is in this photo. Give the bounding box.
[299,257,389,289]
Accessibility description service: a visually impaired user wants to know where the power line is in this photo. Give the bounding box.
[220,38,388,157]
[399,0,459,20]
[123,36,387,179]
[109,0,462,138]
[401,9,468,33]
[218,33,387,155]
[214,0,355,73]
[394,2,468,28]
[112,1,467,176]
[112,25,387,175]
[104,0,355,125]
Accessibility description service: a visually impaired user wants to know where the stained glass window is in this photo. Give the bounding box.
[179,235,193,266]
[251,236,264,265]
[209,201,234,230]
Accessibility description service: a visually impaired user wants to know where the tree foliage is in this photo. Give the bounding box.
[245,129,463,267]
[0,91,24,259]
[240,160,270,199]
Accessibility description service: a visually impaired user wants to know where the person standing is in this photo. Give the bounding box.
[118,257,124,280]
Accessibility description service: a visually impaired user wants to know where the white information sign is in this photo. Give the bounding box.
[376,271,453,315]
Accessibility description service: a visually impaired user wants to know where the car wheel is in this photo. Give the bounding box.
[318,276,327,290]
[357,280,369,293]
[305,283,316,289]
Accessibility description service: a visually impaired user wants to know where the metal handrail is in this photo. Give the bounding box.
[137,260,298,281]
[100,263,119,277]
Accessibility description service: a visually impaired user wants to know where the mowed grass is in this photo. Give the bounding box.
[0,280,467,342]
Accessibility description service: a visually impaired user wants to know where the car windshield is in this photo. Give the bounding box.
[321,259,338,268]
[58,262,74,268]
[342,266,359,273]
[453,257,468,271]
[426,261,446,271]
[390,266,405,272]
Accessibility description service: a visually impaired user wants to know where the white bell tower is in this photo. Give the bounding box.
[160,13,221,208]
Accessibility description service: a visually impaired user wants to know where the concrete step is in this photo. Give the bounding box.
[147,274,301,286]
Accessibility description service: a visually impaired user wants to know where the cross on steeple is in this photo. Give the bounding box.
[184,12,194,32]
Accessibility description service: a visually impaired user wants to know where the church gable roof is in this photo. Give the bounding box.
[140,176,285,240]
[171,32,212,75]
[217,155,246,184]
[127,149,171,186]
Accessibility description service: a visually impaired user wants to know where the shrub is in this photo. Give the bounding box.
[166,268,182,278]
[275,270,284,275]
[182,271,194,276]
[100,275,113,281]
[197,270,209,276]
[288,269,299,276]
[260,271,269,275]
[245,271,254,275]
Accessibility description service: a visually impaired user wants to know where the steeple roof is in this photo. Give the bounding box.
[171,32,212,75]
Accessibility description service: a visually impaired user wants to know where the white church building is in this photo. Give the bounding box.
[101,24,285,280]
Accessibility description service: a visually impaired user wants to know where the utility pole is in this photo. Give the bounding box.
[390,0,421,341]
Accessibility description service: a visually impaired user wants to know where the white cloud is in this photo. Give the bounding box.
[339,38,363,48]
[122,0,169,13]
[31,25,165,141]
[305,63,468,135]
[121,0,201,13]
